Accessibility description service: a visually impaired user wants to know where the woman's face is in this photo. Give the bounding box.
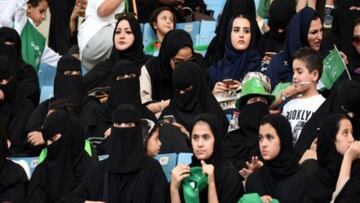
[231,17,251,51]
[191,121,215,161]
[335,118,354,156]
[154,10,174,39]
[259,123,281,161]
[146,128,162,157]
[27,0,48,27]
[307,18,323,51]
[170,46,193,69]
[352,24,360,54]
[114,20,135,51]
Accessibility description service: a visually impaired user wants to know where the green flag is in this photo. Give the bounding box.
[271,82,291,97]
[20,20,46,72]
[320,46,348,89]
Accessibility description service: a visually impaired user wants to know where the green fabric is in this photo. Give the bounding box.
[257,0,271,19]
[144,40,160,56]
[182,167,208,203]
[271,82,291,97]
[38,140,93,164]
[238,193,279,203]
[236,78,275,109]
[124,0,130,14]
[320,46,347,89]
[194,45,208,52]
[20,19,46,72]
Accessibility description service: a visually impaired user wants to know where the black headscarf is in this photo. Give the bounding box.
[145,29,194,101]
[163,61,229,133]
[208,15,262,87]
[305,113,349,202]
[204,0,262,67]
[297,80,360,155]
[109,15,146,68]
[257,0,296,56]
[54,55,85,109]
[36,110,85,202]
[189,113,244,203]
[224,102,269,170]
[260,114,299,181]
[266,7,318,88]
[0,55,17,102]
[0,27,23,68]
[105,104,146,173]
[108,60,141,111]
[0,133,7,170]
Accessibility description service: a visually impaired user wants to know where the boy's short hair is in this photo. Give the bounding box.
[27,0,49,7]
[293,46,323,81]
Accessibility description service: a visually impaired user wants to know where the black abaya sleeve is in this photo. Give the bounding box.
[25,100,50,132]
[16,64,40,106]
[149,159,169,203]
[216,163,244,203]
[0,161,28,203]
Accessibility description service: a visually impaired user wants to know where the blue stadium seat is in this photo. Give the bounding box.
[10,157,40,179]
[155,153,177,182]
[197,20,216,47]
[39,85,53,103]
[142,23,157,48]
[203,0,225,20]
[38,63,56,87]
[176,21,201,45]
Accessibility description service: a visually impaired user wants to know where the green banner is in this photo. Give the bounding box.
[320,47,346,89]
[20,20,46,72]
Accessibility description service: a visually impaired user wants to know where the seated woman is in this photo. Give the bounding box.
[92,60,156,138]
[83,13,148,91]
[0,132,28,203]
[26,55,99,153]
[27,110,97,202]
[304,113,357,202]
[140,29,203,115]
[208,14,262,93]
[246,114,317,203]
[224,76,273,172]
[68,104,168,203]
[265,7,324,89]
[144,6,176,56]
[170,113,244,203]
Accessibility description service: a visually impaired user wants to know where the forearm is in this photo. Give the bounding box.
[170,186,181,203]
[69,16,78,35]
[336,155,353,190]
[296,0,308,12]
[208,182,219,203]
[97,0,123,17]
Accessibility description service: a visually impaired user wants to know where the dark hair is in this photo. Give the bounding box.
[27,0,48,7]
[331,114,351,141]
[148,7,177,32]
[354,17,360,29]
[293,46,323,81]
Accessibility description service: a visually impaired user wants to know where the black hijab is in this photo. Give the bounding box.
[33,110,85,202]
[0,55,17,102]
[107,60,141,111]
[0,133,7,170]
[105,104,146,173]
[164,61,228,133]
[305,113,349,202]
[207,15,262,87]
[0,27,24,68]
[145,29,194,101]
[54,55,85,110]
[204,0,262,67]
[257,0,296,56]
[297,80,360,155]
[224,102,269,170]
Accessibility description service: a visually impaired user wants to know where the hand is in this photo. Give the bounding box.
[201,160,215,184]
[27,131,45,146]
[239,167,253,180]
[171,122,189,138]
[339,51,349,65]
[283,84,301,98]
[227,80,241,90]
[212,82,229,93]
[299,149,317,164]
[261,195,273,203]
[0,89,4,101]
[104,128,111,138]
[246,156,263,171]
[345,141,360,161]
[171,164,190,189]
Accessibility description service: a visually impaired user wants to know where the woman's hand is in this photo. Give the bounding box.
[27,131,45,146]
[212,82,229,93]
[171,164,190,189]
[345,141,360,161]
[261,195,273,203]
[201,160,215,184]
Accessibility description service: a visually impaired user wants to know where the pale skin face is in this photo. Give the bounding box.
[191,121,215,161]
[114,20,135,51]
[352,24,360,54]
[335,119,354,156]
[170,46,193,69]
[292,59,319,96]
[307,18,323,51]
[153,10,175,40]
[146,128,162,157]
[231,17,251,51]
[259,123,281,161]
[27,0,48,27]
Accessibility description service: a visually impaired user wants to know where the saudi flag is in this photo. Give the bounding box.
[320,46,350,89]
[20,20,46,72]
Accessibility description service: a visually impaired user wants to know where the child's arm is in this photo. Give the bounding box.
[0,0,19,27]
[41,47,62,68]
[97,0,123,17]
